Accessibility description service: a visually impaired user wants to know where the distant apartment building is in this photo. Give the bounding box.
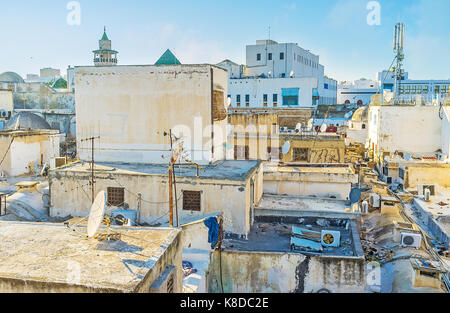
[338,71,450,105]
[217,40,337,109]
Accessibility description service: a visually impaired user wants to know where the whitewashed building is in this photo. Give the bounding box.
[338,71,450,105]
[338,79,379,105]
[217,40,337,108]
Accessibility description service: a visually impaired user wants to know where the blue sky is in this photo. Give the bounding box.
[1,0,449,82]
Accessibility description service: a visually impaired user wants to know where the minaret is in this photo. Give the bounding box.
[93,27,118,66]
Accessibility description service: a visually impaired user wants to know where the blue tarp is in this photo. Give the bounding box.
[204,217,219,249]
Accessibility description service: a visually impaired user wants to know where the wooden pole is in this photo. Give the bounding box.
[168,129,174,227]
[168,162,173,227]
[91,137,94,204]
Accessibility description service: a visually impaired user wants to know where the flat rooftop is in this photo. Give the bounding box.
[54,160,261,181]
[223,217,363,258]
[0,221,180,292]
[264,163,354,175]
[414,194,450,234]
[256,194,353,217]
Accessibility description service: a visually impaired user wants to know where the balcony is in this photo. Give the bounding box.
[93,58,118,64]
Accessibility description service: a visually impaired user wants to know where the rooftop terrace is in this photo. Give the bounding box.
[0,221,180,292]
[54,160,261,181]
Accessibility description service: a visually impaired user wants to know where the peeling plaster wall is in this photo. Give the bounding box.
[74,65,227,166]
[207,251,365,293]
[49,165,263,236]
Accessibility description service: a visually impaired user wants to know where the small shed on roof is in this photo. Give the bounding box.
[155,49,181,65]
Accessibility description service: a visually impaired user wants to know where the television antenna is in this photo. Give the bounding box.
[165,129,205,227]
[80,136,100,203]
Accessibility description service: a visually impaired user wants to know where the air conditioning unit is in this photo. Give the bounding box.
[401,232,422,249]
[369,193,381,208]
[417,184,435,197]
[321,230,341,248]
[111,210,137,226]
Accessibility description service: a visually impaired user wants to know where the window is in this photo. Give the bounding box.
[362,123,366,129]
[107,187,125,206]
[245,94,250,103]
[234,145,249,160]
[263,94,268,107]
[280,73,286,78]
[293,148,309,161]
[257,53,261,61]
[236,95,241,107]
[273,94,278,103]
[280,52,284,60]
[282,88,299,106]
[268,53,272,60]
[324,83,329,90]
[183,191,201,211]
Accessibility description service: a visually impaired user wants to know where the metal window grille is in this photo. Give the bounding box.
[183,191,201,211]
[107,187,124,206]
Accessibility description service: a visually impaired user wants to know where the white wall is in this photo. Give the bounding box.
[75,65,228,165]
[228,77,317,108]
[368,105,442,156]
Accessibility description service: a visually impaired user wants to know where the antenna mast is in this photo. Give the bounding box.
[80,136,100,204]
[393,23,405,103]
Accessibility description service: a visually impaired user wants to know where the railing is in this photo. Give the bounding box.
[93,58,118,64]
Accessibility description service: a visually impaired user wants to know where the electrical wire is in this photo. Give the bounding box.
[0,137,14,168]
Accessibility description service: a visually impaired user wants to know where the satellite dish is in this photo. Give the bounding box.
[282,141,291,155]
[404,153,411,161]
[290,71,294,78]
[320,124,327,132]
[87,191,107,237]
[349,188,362,204]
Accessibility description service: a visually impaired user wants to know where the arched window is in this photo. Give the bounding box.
[357,100,363,106]
[345,100,350,104]
[362,123,366,129]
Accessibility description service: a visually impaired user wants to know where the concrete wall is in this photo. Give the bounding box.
[207,250,365,293]
[49,164,263,236]
[74,65,228,166]
[442,108,450,161]
[263,170,357,200]
[0,131,60,176]
[368,105,443,163]
[404,166,450,189]
[0,90,13,111]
